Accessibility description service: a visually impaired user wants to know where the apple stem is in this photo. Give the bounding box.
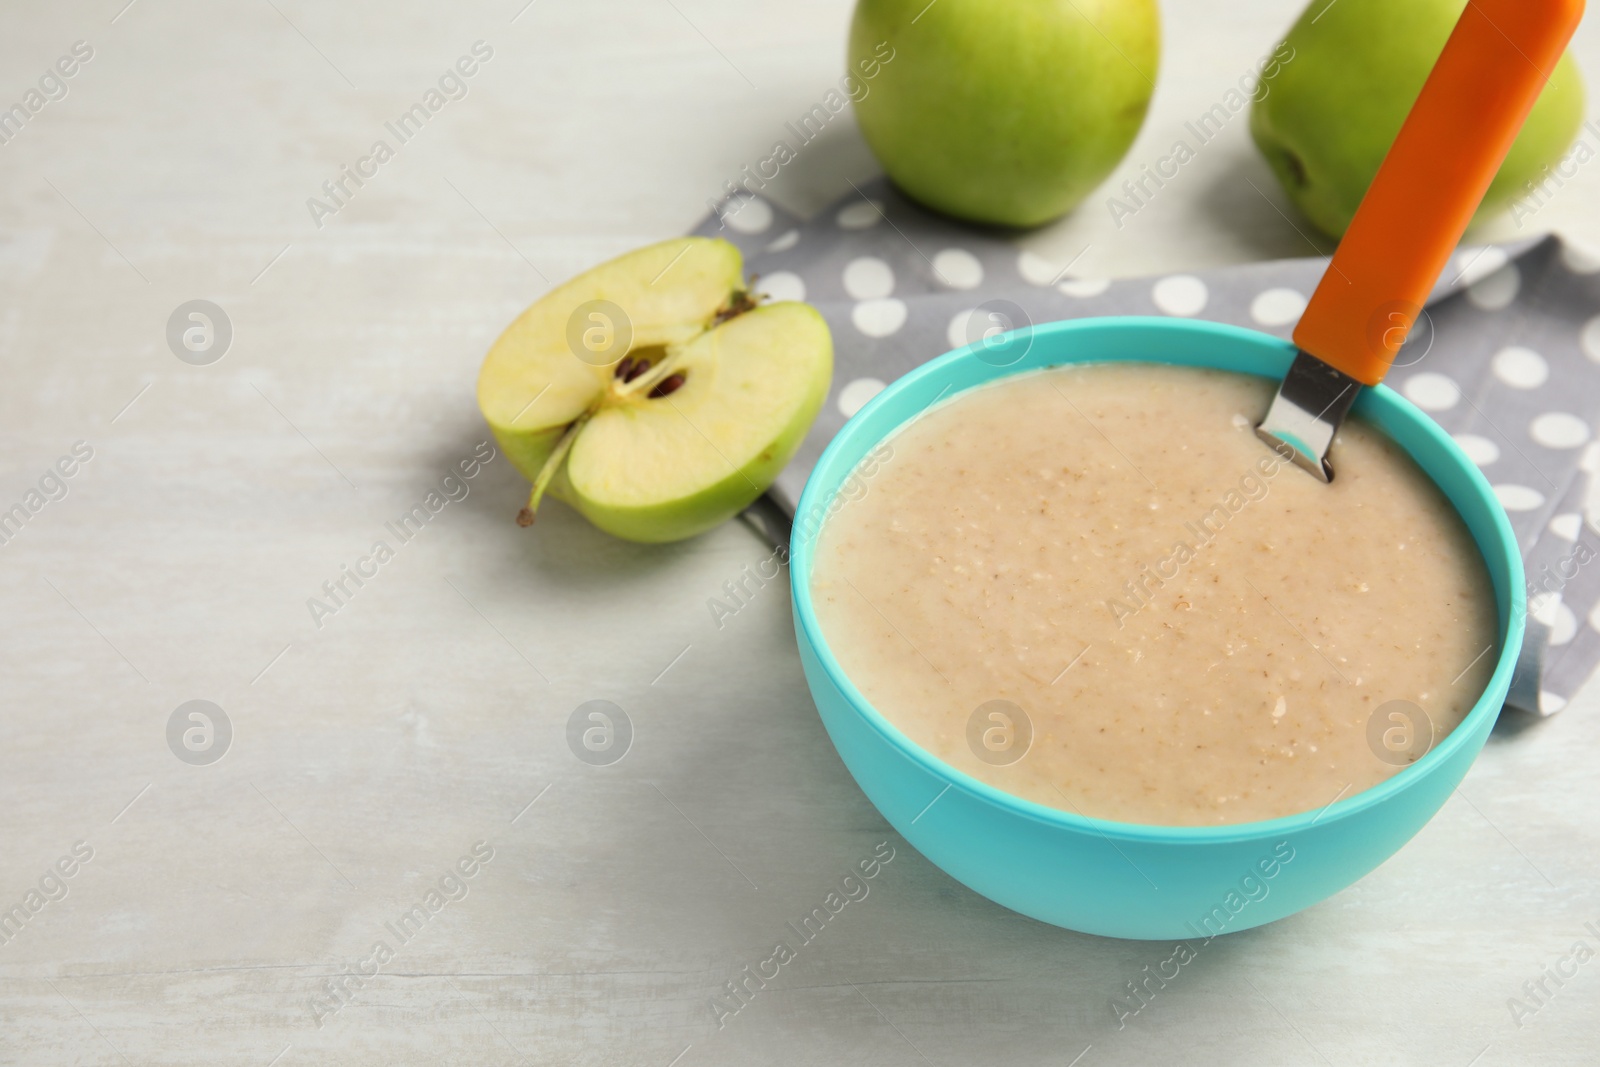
[712,288,758,325]
[519,408,593,527]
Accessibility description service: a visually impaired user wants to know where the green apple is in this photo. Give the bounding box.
[849,0,1160,228]
[477,237,833,543]
[1251,0,1586,238]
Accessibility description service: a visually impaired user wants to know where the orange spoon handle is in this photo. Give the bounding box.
[1292,0,1585,386]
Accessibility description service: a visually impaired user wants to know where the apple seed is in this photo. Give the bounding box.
[649,373,687,398]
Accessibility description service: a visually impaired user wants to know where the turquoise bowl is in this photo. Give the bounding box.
[789,316,1524,940]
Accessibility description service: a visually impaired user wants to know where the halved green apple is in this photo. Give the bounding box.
[477,237,833,543]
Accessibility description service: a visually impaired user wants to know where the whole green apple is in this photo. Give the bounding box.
[849,0,1160,228]
[1251,0,1586,238]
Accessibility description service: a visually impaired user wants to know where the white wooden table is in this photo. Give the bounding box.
[2,1,1597,1063]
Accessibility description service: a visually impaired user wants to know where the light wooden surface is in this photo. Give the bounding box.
[2,1,1598,1063]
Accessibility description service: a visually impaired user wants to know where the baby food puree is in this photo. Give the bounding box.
[810,363,1498,826]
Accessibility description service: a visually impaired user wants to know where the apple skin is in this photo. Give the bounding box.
[565,397,816,544]
[1251,0,1586,238]
[849,0,1160,228]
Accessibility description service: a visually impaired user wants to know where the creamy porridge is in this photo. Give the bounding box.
[810,363,1498,826]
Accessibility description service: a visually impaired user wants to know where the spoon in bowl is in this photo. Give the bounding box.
[1258,0,1585,481]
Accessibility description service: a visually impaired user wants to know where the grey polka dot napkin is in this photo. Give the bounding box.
[694,177,1600,716]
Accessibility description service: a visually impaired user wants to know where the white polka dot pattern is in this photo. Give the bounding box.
[850,298,906,337]
[932,248,983,290]
[723,195,772,234]
[1468,264,1520,310]
[1059,278,1110,298]
[1549,513,1582,540]
[837,377,885,418]
[1492,346,1548,389]
[1016,251,1060,287]
[1403,373,1460,411]
[836,200,882,229]
[1452,433,1499,466]
[1249,287,1307,326]
[1580,315,1600,363]
[1530,412,1590,449]
[842,257,894,300]
[1151,275,1207,317]
[946,309,977,350]
[759,271,805,304]
[1494,484,1545,512]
